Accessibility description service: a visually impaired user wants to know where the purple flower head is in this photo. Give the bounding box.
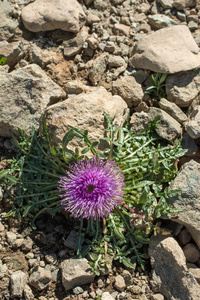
[58,156,125,220]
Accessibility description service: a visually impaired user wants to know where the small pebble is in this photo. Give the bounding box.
[111,291,119,299]
[151,293,165,300]
[89,291,96,299]
[40,261,45,267]
[114,275,126,292]
[73,286,84,295]
[178,229,191,245]
[0,222,5,232]
[25,252,34,259]
[183,243,200,263]
[97,278,104,288]
[121,270,133,285]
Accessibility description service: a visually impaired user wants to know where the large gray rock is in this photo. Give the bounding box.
[0,0,18,41]
[129,25,200,73]
[185,106,200,139]
[112,76,144,107]
[149,235,200,299]
[21,0,85,33]
[61,258,95,291]
[166,70,200,108]
[0,64,65,137]
[168,160,200,249]
[44,86,129,151]
[148,107,181,141]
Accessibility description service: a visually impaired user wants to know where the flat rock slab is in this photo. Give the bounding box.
[168,160,200,249]
[149,235,200,299]
[21,0,85,33]
[129,25,200,73]
[44,86,129,152]
[61,258,95,291]
[158,98,187,124]
[0,64,65,137]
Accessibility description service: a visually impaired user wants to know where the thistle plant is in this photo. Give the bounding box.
[0,113,186,273]
[145,72,167,100]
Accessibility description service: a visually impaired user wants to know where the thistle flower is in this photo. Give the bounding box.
[58,156,124,220]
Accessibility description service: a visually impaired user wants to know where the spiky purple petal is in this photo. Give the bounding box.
[58,156,124,220]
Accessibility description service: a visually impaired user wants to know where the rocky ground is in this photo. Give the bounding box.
[1,0,200,299]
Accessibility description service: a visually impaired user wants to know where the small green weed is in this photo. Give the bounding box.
[145,73,167,100]
[0,57,7,65]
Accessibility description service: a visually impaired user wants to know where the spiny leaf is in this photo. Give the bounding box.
[81,147,90,154]
[0,169,10,179]
[62,129,74,150]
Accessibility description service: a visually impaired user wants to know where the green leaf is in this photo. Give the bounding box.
[101,137,109,141]
[145,86,157,91]
[0,169,10,178]
[175,148,188,157]
[118,127,124,144]
[104,112,112,127]
[159,73,168,84]
[162,160,170,170]
[104,148,110,154]
[79,245,91,258]
[0,57,7,65]
[121,257,136,269]
[135,235,150,244]
[166,188,181,198]
[139,190,148,204]
[91,141,99,147]
[6,175,18,184]
[97,153,106,159]
[81,147,90,154]
[62,129,74,150]
[109,215,125,239]
[84,130,88,136]
[69,126,84,138]
[23,205,34,217]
